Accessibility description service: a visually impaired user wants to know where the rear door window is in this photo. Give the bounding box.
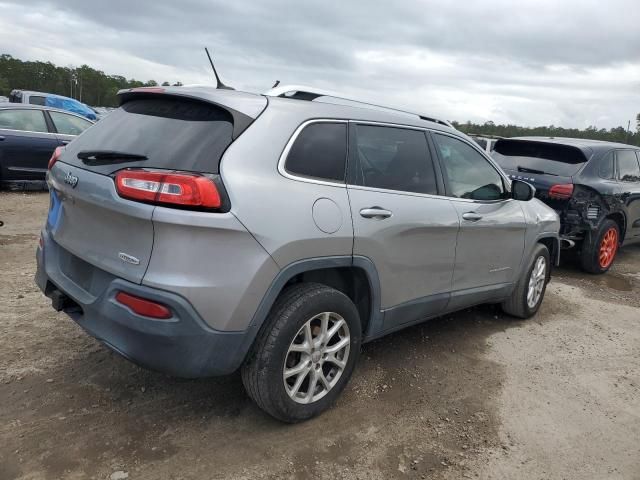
[49,111,93,136]
[492,139,587,177]
[60,97,234,174]
[350,124,437,195]
[598,152,614,179]
[434,133,505,201]
[0,109,48,133]
[285,122,347,182]
[616,150,640,182]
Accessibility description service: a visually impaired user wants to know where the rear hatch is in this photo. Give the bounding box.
[46,89,264,285]
[491,139,589,210]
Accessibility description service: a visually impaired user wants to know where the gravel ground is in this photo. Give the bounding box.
[1,191,638,480]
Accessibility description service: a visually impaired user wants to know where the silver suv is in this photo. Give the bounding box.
[36,85,560,422]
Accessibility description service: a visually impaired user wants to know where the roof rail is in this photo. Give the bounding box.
[263,84,454,129]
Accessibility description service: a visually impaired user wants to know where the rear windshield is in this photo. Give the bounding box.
[492,139,588,177]
[61,97,233,175]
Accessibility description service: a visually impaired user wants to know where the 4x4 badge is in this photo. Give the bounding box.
[63,171,79,188]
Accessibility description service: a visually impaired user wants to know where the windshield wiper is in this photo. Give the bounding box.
[517,166,558,176]
[78,150,148,166]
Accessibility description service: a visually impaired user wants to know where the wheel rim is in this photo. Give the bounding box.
[526,256,547,309]
[598,227,618,269]
[283,312,350,404]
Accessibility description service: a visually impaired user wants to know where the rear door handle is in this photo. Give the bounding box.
[462,212,483,222]
[360,207,392,219]
[0,135,5,141]
[61,140,70,145]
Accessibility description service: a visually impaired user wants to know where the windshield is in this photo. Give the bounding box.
[492,139,588,177]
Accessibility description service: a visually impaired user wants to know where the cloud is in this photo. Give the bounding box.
[1,0,638,128]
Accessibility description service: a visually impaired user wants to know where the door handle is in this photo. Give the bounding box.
[0,135,5,141]
[462,212,483,222]
[360,207,393,219]
[61,140,70,145]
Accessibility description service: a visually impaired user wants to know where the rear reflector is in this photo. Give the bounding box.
[48,146,64,170]
[115,291,172,319]
[549,183,574,199]
[115,169,221,208]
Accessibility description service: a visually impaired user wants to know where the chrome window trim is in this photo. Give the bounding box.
[0,126,57,136]
[346,184,446,201]
[278,118,512,203]
[348,119,436,132]
[277,119,349,188]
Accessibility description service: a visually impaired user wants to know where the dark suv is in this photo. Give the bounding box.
[492,137,640,273]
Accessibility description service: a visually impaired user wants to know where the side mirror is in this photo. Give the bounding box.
[511,179,535,201]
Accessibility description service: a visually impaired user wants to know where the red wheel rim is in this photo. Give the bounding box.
[598,227,618,269]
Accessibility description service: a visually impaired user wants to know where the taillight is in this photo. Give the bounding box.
[129,87,165,94]
[549,183,574,199]
[115,291,172,319]
[48,146,63,170]
[114,169,221,209]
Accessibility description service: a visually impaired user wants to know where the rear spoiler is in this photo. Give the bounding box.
[117,87,266,139]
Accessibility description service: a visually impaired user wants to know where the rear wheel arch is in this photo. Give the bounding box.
[605,211,626,243]
[246,256,381,343]
[282,265,376,336]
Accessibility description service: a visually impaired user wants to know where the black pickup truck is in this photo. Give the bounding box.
[492,137,640,273]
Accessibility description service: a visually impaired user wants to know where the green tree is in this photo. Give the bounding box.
[0,53,163,107]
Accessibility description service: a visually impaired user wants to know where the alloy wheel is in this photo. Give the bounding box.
[526,256,547,309]
[283,312,351,404]
[598,227,618,269]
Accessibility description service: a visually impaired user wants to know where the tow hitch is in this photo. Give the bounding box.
[49,288,80,312]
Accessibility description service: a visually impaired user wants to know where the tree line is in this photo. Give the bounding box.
[0,54,182,107]
[1,53,638,146]
[452,120,640,147]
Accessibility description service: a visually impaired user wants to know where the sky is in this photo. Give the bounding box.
[1,0,638,129]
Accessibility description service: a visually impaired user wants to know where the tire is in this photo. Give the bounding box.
[501,243,550,319]
[241,283,361,423]
[580,219,620,274]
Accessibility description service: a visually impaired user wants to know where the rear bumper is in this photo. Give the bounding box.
[35,232,251,377]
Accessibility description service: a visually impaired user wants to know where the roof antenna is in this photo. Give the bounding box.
[205,47,234,90]
[272,80,280,88]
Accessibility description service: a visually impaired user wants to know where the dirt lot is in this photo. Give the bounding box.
[1,191,639,480]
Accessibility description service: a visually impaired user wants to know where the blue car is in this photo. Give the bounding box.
[9,90,98,120]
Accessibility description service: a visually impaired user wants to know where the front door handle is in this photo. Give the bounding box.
[360,207,392,219]
[0,135,5,141]
[462,212,483,222]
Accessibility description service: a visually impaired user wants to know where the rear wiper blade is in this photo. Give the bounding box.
[517,166,558,176]
[77,150,147,166]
